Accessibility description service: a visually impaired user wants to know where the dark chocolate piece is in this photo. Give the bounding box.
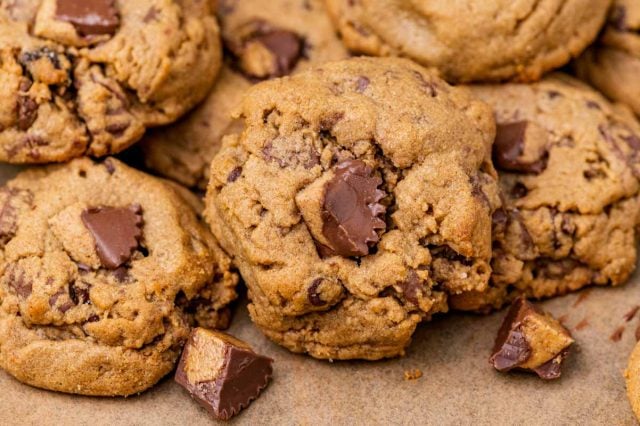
[321,160,386,257]
[81,205,143,269]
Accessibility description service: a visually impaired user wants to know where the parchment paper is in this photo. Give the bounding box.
[0,163,638,426]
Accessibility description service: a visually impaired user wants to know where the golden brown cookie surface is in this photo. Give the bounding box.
[0,158,237,396]
[0,0,222,163]
[325,0,610,82]
[204,57,500,360]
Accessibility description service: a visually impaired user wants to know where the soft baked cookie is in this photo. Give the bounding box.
[204,57,501,360]
[141,0,348,189]
[576,0,640,117]
[0,0,221,163]
[0,157,237,396]
[451,74,640,312]
[626,340,640,420]
[324,0,610,83]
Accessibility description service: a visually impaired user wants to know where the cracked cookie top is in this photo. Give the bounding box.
[325,0,610,83]
[452,74,640,312]
[0,157,237,396]
[0,0,222,163]
[204,57,500,360]
[141,0,348,189]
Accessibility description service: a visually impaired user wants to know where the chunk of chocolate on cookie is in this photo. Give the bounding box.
[55,0,119,36]
[321,160,386,257]
[493,121,548,174]
[490,297,574,379]
[231,22,304,79]
[175,328,273,420]
[81,205,143,269]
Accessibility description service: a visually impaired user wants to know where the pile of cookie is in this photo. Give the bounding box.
[1,0,640,421]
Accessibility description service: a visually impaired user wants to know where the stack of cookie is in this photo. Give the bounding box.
[2,0,640,421]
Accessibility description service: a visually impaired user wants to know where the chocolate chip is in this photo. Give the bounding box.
[490,297,573,379]
[7,265,31,298]
[307,278,326,306]
[175,328,273,421]
[493,121,548,174]
[256,30,302,76]
[55,0,119,36]
[321,160,386,257]
[399,271,422,306]
[227,166,242,183]
[610,5,627,31]
[105,122,130,137]
[356,76,370,93]
[511,182,528,199]
[103,158,116,174]
[69,281,90,305]
[16,96,38,130]
[81,205,143,269]
[49,288,74,313]
[113,266,128,282]
[143,6,160,23]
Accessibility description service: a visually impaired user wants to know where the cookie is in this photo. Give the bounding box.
[141,0,348,189]
[626,340,640,420]
[575,0,640,117]
[0,0,222,163]
[204,57,501,360]
[490,297,574,380]
[324,0,610,83]
[451,74,640,312]
[0,157,237,396]
[175,328,273,421]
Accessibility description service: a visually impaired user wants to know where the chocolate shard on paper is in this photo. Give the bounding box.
[321,159,386,257]
[490,297,574,379]
[175,328,273,420]
[81,205,143,269]
[55,0,120,36]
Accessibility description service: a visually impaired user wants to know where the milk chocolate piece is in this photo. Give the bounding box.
[55,0,119,36]
[490,297,574,379]
[493,121,548,174]
[321,160,386,257]
[175,328,273,420]
[81,205,143,269]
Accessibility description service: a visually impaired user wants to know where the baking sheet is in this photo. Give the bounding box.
[0,164,638,425]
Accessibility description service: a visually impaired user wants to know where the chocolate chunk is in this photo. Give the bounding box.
[55,0,119,36]
[16,96,38,131]
[356,76,370,93]
[399,270,423,306]
[321,160,386,257]
[610,5,627,31]
[175,328,273,421]
[307,278,325,306]
[227,166,242,183]
[7,265,31,298]
[69,281,90,305]
[493,121,548,174]
[232,23,303,79]
[81,205,143,269]
[490,297,574,379]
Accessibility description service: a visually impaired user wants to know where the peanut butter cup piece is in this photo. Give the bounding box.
[175,328,273,420]
[490,297,574,379]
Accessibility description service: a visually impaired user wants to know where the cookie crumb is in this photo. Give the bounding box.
[403,369,423,381]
